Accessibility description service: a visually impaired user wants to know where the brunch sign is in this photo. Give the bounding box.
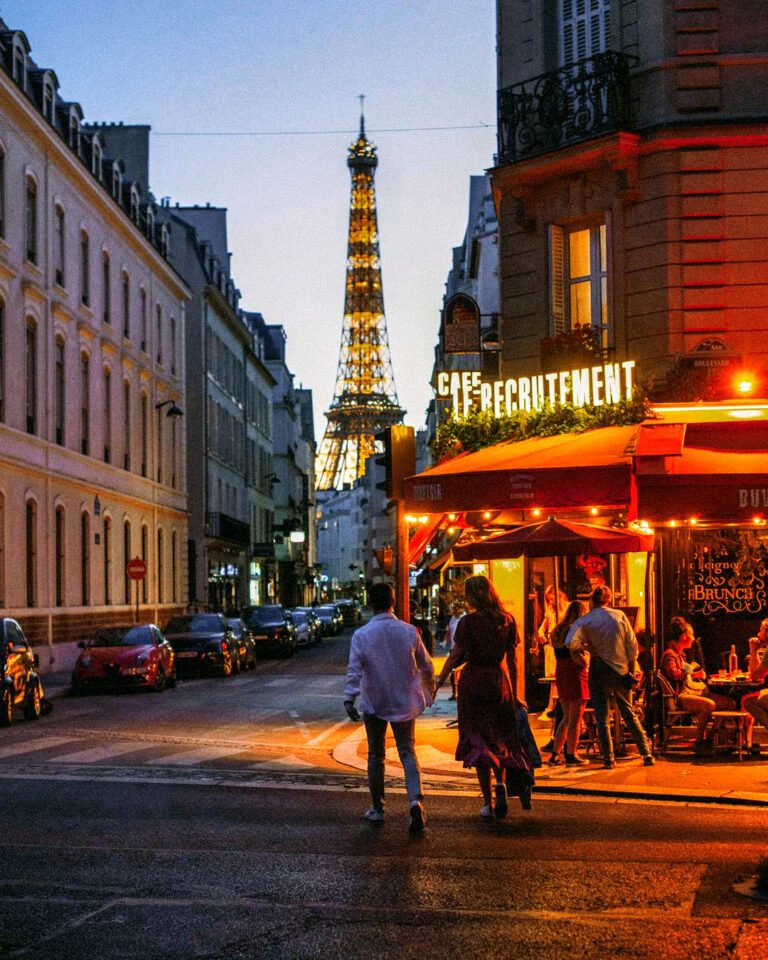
[436,360,636,417]
[690,532,768,617]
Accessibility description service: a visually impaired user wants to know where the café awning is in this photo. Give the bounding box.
[404,424,638,513]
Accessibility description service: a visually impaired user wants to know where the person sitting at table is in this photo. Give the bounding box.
[660,617,750,756]
[743,618,768,739]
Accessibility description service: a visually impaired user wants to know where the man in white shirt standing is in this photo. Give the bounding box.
[565,585,654,770]
[344,582,435,831]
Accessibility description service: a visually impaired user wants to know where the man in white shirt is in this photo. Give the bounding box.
[344,582,434,831]
[566,585,654,769]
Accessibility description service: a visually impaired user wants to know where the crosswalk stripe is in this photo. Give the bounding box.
[146,745,250,766]
[0,737,75,760]
[49,742,151,764]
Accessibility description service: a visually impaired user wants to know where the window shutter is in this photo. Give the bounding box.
[549,225,566,336]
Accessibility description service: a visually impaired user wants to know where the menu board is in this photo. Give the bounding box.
[689,530,768,618]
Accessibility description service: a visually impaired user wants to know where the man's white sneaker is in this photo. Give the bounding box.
[363,808,385,823]
[479,804,495,819]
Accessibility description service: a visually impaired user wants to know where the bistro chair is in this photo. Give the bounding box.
[655,672,697,755]
[709,711,750,761]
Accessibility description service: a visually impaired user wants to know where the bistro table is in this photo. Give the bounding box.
[706,673,763,704]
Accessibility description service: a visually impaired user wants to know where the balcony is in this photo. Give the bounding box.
[497,51,634,166]
[206,512,250,548]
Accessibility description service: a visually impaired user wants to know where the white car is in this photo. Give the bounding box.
[289,610,312,647]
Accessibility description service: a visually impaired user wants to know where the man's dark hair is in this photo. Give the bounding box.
[591,585,613,607]
[369,582,395,612]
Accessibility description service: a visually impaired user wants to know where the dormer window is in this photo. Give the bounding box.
[111,164,122,202]
[91,139,103,181]
[68,111,81,153]
[129,186,140,224]
[42,82,54,122]
[159,225,169,258]
[12,46,26,89]
[145,207,155,242]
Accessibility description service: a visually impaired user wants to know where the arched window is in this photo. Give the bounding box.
[103,516,112,605]
[111,164,122,202]
[140,524,148,604]
[68,108,81,154]
[42,82,54,123]
[156,402,164,484]
[25,319,37,434]
[80,352,89,455]
[0,492,6,607]
[157,528,164,603]
[0,297,5,423]
[171,530,178,603]
[171,415,178,489]
[80,230,90,306]
[121,271,130,340]
[145,206,155,242]
[55,505,65,607]
[123,380,131,471]
[160,225,169,258]
[12,43,26,88]
[25,175,37,264]
[123,519,131,604]
[140,288,147,351]
[129,186,140,224]
[170,316,177,376]
[102,251,111,324]
[0,144,6,239]
[80,512,90,606]
[54,336,65,445]
[156,304,162,364]
[91,138,103,180]
[54,204,65,287]
[103,367,112,463]
[140,393,148,478]
[25,499,37,607]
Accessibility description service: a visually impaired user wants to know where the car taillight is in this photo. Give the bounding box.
[221,640,228,652]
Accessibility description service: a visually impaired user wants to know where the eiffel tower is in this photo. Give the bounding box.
[315,100,404,491]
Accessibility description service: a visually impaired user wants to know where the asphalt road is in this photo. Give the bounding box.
[2,629,767,959]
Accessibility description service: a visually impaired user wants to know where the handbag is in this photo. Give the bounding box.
[514,704,542,769]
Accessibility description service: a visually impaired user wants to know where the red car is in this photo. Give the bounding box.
[71,624,176,694]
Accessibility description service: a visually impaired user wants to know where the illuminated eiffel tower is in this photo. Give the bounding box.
[315,100,404,491]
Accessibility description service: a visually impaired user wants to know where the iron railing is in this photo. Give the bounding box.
[497,51,634,166]
[206,512,250,547]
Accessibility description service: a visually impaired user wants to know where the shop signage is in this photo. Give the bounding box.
[436,360,636,417]
[442,294,480,354]
[689,532,768,617]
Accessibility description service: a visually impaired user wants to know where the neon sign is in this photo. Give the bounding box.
[436,360,636,418]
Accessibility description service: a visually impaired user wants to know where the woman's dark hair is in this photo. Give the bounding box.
[463,574,510,625]
[551,600,585,647]
[668,616,690,642]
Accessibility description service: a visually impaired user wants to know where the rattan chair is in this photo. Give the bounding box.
[655,672,697,754]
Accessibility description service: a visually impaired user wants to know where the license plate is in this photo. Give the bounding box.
[177,651,198,658]
[253,635,268,641]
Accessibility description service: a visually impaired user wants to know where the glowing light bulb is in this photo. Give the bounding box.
[447,513,457,522]
[483,511,491,520]
[590,507,598,516]
[532,508,541,517]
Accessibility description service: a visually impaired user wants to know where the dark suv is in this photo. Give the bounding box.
[1,618,43,726]
[164,614,237,677]
[241,605,296,658]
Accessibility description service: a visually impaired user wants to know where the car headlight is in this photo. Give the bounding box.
[79,655,92,668]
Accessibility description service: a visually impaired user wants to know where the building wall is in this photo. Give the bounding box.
[0,29,189,669]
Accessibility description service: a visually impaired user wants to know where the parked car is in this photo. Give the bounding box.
[315,604,343,636]
[288,610,313,647]
[241,605,296,658]
[293,608,322,645]
[71,624,176,695]
[1,617,43,725]
[226,617,257,671]
[164,614,237,677]
[337,599,362,626]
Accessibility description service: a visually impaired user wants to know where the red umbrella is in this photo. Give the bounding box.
[453,516,654,562]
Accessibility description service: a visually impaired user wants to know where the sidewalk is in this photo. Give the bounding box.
[333,681,768,808]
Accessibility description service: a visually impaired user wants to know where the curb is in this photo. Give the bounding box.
[530,782,768,807]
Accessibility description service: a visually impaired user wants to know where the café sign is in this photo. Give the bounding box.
[436,359,636,418]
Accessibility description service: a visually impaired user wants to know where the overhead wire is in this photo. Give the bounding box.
[153,122,495,137]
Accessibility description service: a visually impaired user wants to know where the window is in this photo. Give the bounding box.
[12,45,26,87]
[122,272,130,339]
[157,528,164,603]
[0,493,5,606]
[54,337,65,445]
[25,319,36,434]
[123,520,131,604]
[549,221,609,347]
[80,230,90,306]
[171,531,178,603]
[170,316,176,376]
[156,404,163,484]
[54,205,65,286]
[25,500,36,607]
[0,146,5,239]
[559,0,611,67]
[146,207,155,242]
[140,525,148,604]
[25,176,37,264]
[80,352,89,455]
[55,506,65,607]
[123,381,131,470]
[102,252,111,324]
[91,139,102,180]
[111,165,122,202]
[160,225,169,258]
[140,289,147,351]
[42,82,54,122]
[130,187,140,224]
[103,368,112,462]
[0,298,4,422]
[156,304,162,364]
[80,512,90,605]
[171,416,177,489]
[69,111,81,153]
[103,517,112,605]
[140,393,148,477]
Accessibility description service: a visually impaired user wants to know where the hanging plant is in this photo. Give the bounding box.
[432,391,651,464]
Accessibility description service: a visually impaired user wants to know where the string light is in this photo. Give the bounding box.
[447,513,457,521]
[590,507,599,516]
[483,511,492,520]
[532,508,542,517]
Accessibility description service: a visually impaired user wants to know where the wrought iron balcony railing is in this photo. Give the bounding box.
[497,51,634,166]
[206,512,250,548]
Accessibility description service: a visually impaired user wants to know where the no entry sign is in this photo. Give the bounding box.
[127,558,147,580]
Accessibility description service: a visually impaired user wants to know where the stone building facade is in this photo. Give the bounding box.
[0,22,189,666]
[493,0,768,397]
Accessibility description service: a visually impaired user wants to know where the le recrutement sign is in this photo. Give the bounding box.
[436,359,637,418]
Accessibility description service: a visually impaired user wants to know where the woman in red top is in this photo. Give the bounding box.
[434,574,535,819]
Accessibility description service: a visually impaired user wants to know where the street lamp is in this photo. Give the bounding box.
[154,399,184,418]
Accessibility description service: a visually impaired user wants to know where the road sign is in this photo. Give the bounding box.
[127,558,147,580]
